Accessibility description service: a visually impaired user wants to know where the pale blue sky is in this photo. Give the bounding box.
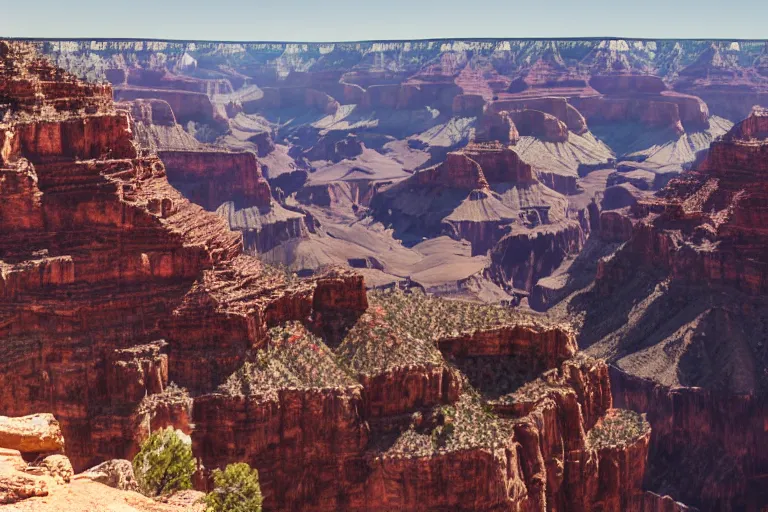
[1,0,766,41]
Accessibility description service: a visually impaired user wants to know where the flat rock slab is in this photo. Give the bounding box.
[0,414,65,454]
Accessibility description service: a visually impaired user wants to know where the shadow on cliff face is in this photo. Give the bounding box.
[309,309,366,349]
[568,266,666,352]
[528,236,619,312]
[580,275,767,395]
[610,363,768,511]
[676,305,761,394]
[442,355,536,401]
[369,185,467,247]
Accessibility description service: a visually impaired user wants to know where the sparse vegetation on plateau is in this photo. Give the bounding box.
[365,288,547,342]
[219,321,357,397]
[336,289,548,376]
[384,391,513,458]
[587,409,650,449]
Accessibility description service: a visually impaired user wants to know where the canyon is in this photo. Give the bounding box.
[1,35,768,511]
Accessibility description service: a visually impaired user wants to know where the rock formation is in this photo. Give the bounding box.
[370,142,584,293]
[0,41,365,474]
[488,96,588,135]
[0,44,671,511]
[158,150,272,211]
[553,107,768,510]
[474,110,520,145]
[572,74,710,134]
[675,43,768,121]
[0,414,201,510]
[192,289,666,511]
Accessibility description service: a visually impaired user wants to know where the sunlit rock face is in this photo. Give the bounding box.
[555,108,768,510]
[3,35,768,511]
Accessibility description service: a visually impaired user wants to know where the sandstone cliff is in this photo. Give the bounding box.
[555,107,768,510]
[0,39,716,512]
[370,142,584,293]
[0,41,365,472]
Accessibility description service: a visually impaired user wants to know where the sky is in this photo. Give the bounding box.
[1,0,767,42]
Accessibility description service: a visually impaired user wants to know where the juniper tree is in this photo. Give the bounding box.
[132,427,195,496]
[203,462,263,512]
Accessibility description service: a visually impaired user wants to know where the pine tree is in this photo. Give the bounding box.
[132,427,195,496]
[204,462,263,512]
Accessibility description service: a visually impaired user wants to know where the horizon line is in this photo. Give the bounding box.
[5,35,768,46]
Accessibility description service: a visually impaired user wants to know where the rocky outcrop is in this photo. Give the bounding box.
[158,150,272,210]
[563,108,768,510]
[0,414,68,504]
[721,105,768,141]
[509,109,570,142]
[460,142,534,183]
[0,414,199,510]
[117,99,200,151]
[573,75,710,133]
[415,152,490,190]
[124,68,233,95]
[475,110,520,145]
[115,86,221,127]
[488,97,588,134]
[1,448,51,504]
[0,414,64,455]
[80,459,139,491]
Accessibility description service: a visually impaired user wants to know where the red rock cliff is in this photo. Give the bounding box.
[0,41,364,473]
[571,108,768,510]
[157,150,272,211]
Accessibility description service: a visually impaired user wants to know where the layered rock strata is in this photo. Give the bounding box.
[560,108,768,510]
[0,41,365,472]
[0,40,704,512]
[371,142,584,292]
[193,289,667,511]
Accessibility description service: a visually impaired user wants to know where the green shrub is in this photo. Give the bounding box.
[132,427,194,496]
[203,462,263,512]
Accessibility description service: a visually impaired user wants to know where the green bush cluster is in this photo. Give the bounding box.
[132,427,194,496]
[219,322,356,397]
[132,429,263,511]
[587,409,651,449]
[203,462,263,512]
